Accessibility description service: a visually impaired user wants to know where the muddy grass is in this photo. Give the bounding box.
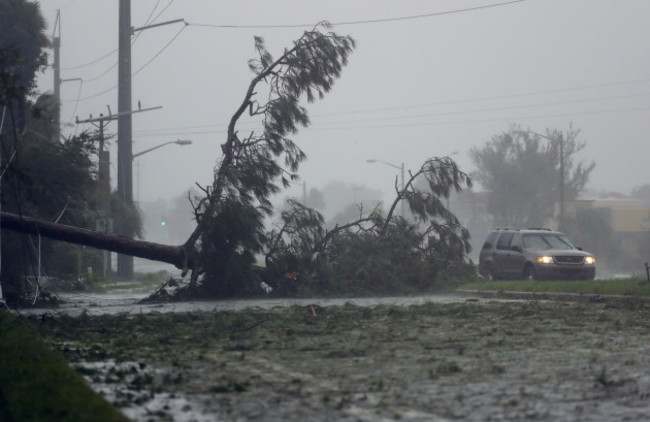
[23,297,650,421]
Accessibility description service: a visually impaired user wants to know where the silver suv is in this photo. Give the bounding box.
[479,228,596,280]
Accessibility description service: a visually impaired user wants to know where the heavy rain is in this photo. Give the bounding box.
[3,1,650,420]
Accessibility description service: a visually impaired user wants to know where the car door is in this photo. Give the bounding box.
[507,233,526,276]
[494,232,514,277]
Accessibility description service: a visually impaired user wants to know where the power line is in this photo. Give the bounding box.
[134,76,650,133]
[60,0,519,71]
[61,48,117,71]
[143,0,164,26]
[58,0,523,100]
[83,62,118,83]
[63,36,151,84]
[306,105,650,132]
[188,0,526,29]
[132,101,650,139]
[309,92,650,126]
[148,0,176,26]
[65,84,117,102]
[61,24,186,102]
[313,78,650,118]
[66,79,83,126]
[59,1,174,74]
[133,24,186,76]
[130,79,650,137]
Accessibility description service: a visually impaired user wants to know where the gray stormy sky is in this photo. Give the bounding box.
[36,0,650,207]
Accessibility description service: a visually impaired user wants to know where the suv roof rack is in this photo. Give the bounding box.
[495,227,520,231]
[527,227,552,231]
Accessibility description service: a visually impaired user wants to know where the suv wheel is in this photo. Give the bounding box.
[523,264,537,281]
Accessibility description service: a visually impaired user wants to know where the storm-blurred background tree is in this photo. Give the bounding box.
[560,207,616,269]
[631,184,650,209]
[469,125,595,229]
[1,0,129,304]
[0,0,49,130]
[0,122,105,303]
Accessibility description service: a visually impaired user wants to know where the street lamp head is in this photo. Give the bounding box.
[366,159,377,163]
[175,139,192,146]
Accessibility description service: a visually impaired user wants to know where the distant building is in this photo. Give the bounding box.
[566,198,650,233]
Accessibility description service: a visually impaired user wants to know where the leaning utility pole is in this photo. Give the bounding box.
[117,0,134,278]
[76,113,112,275]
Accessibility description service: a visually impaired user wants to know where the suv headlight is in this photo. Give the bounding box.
[536,256,554,264]
[585,256,596,265]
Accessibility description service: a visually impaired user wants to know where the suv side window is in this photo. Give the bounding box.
[496,233,514,250]
[482,232,499,249]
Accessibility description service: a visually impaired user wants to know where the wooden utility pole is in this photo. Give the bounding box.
[77,104,161,276]
[117,0,134,278]
[115,2,183,278]
[75,114,113,230]
[52,10,61,143]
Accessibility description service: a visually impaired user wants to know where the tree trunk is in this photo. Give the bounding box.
[0,211,192,271]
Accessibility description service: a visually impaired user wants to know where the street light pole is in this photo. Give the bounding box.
[515,130,564,227]
[132,139,192,159]
[133,139,192,202]
[367,159,405,217]
[117,0,184,278]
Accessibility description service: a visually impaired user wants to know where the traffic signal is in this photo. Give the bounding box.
[161,217,167,227]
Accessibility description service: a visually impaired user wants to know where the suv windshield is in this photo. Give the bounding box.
[523,233,575,251]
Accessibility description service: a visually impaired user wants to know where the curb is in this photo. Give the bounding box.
[456,289,650,304]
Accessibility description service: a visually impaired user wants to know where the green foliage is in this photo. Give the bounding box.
[263,157,476,296]
[318,221,439,295]
[0,0,49,106]
[185,24,355,295]
[1,126,104,305]
[48,243,106,288]
[469,124,595,228]
[5,130,98,223]
[196,198,265,298]
[264,199,325,295]
[460,278,650,297]
[0,312,130,422]
[50,243,82,276]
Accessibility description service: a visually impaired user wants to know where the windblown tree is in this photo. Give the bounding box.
[469,125,595,229]
[176,24,356,296]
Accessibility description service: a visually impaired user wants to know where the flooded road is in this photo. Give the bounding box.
[20,288,500,316]
[24,294,650,422]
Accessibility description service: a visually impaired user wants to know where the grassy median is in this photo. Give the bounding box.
[0,311,130,422]
[459,277,650,296]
